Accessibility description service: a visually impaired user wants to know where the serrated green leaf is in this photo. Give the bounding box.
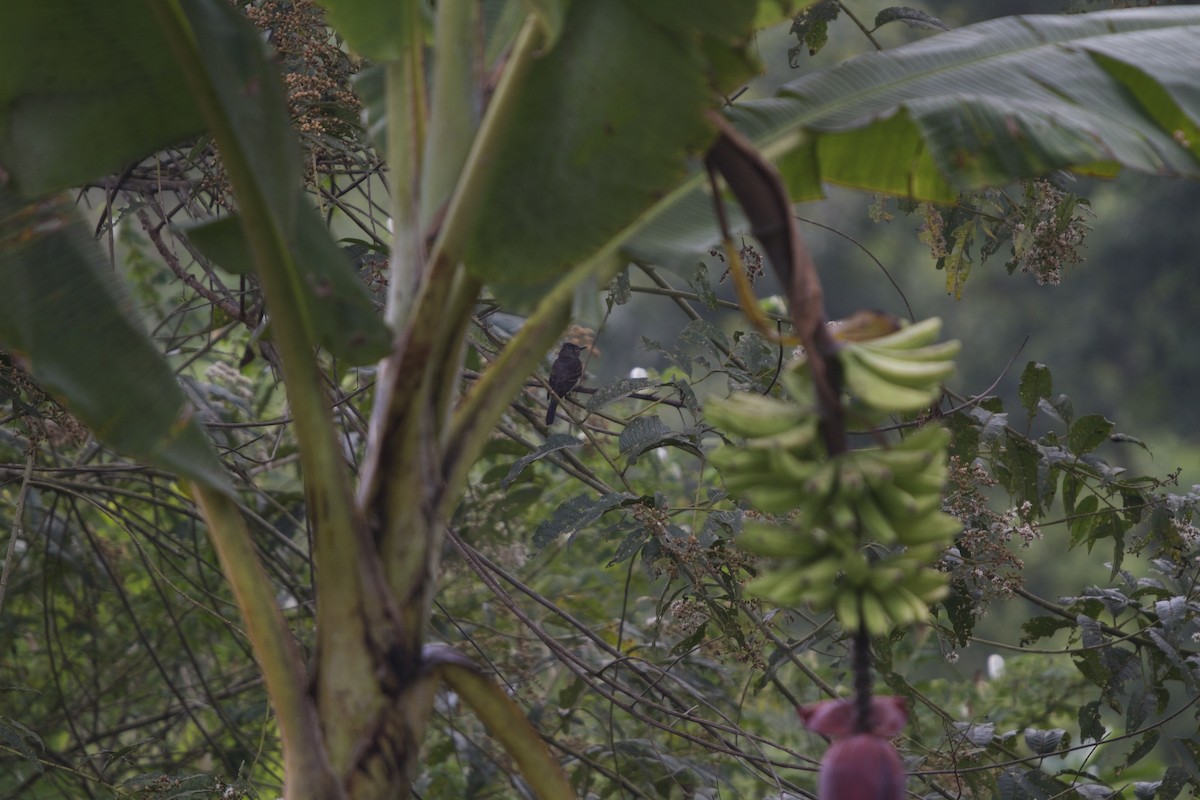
[619,416,672,458]
[502,433,581,489]
[874,7,950,32]
[1158,766,1188,800]
[609,527,650,565]
[586,378,655,413]
[789,0,839,61]
[0,716,43,772]
[618,416,703,464]
[679,318,731,355]
[1135,780,1163,800]
[942,579,977,647]
[669,623,708,657]
[1019,362,1052,420]
[1070,414,1114,455]
[954,721,995,747]
[1120,730,1161,774]
[531,492,628,548]
[1079,700,1105,743]
[1019,615,1074,646]
[1020,766,1071,797]
[997,769,1029,800]
[1070,495,1100,547]
[689,263,719,311]
[700,509,742,544]
[608,269,632,306]
[1154,596,1188,633]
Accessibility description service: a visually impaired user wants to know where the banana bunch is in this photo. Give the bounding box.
[838,317,960,413]
[706,315,963,633]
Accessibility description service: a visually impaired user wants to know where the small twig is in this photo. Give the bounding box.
[939,335,1029,416]
[136,208,249,324]
[836,1,884,51]
[796,214,914,321]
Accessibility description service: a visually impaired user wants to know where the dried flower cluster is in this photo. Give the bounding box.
[709,241,767,285]
[940,457,1036,606]
[239,0,366,179]
[905,177,1091,296]
[1009,179,1091,286]
[0,355,88,448]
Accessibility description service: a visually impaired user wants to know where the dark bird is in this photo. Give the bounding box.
[546,342,585,425]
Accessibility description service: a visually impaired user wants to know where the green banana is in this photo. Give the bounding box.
[901,568,950,603]
[738,523,810,558]
[853,492,901,544]
[849,345,956,390]
[840,351,942,413]
[743,484,809,514]
[705,393,806,438]
[836,589,862,631]
[867,563,907,594]
[875,584,920,627]
[799,555,846,586]
[864,446,937,474]
[892,585,933,625]
[892,509,962,547]
[859,338,962,363]
[840,551,872,588]
[894,424,951,451]
[747,422,819,451]
[862,317,944,350]
[859,590,894,635]
[767,446,820,484]
[746,569,812,606]
[892,463,949,499]
[709,447,772,480]
[872,480,940,519]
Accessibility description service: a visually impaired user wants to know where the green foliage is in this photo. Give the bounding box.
[0,3,204,197]
[5,2,1200,798]
[0,192,228,488]
[741,9,1200,201]
[462,1,740,305]
[182,198,391,365]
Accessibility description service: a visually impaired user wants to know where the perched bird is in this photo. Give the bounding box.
[546,343,585,425]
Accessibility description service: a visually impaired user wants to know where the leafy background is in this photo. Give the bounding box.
[3,1,1200,798]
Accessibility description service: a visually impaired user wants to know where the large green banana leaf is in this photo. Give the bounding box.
[626,7,1200,269]
[0,190,229,489]
[457,0,773,306]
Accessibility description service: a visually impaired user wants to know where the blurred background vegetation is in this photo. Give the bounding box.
[4,1,1200,798]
